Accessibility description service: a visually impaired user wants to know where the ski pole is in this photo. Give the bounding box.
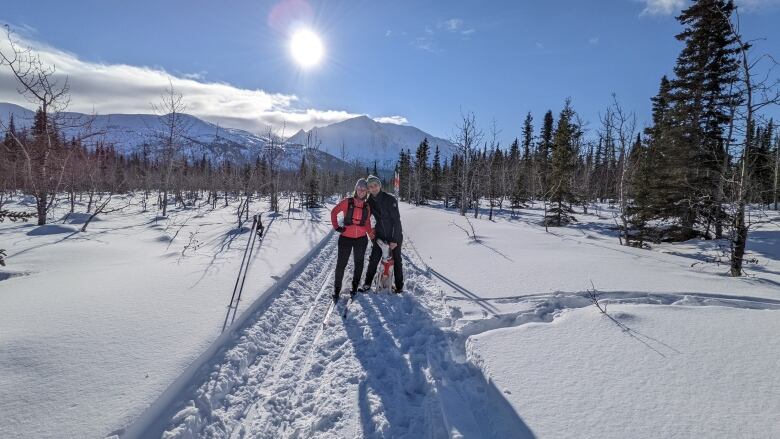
[222,215,258,331]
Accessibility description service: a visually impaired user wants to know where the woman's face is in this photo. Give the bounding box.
[356,187,368,199]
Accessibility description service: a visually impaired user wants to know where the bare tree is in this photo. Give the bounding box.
[774,133,779,210]
[716,5,780,276]
[263,124,286,213]
[0,27,72,225]
[450,111,483,216]
[151,80,191,217]
[607,95,637,245]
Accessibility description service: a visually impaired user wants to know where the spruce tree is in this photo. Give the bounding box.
[545,100,578,226]
[751,120,774,206]
[431,145,442,200]
[521,113,534,199]
[667,0,741,237]
[413,138,430,204]
[508,138,525,207]
[538,110,554,197]
[626,134,653,245]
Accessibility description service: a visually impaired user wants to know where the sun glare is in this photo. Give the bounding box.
[290,29,324,68]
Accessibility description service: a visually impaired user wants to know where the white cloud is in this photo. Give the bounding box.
[589,36,600,45]
[640,0,686,15]
[411,36,439,53]
[737,0,780,10]
[373,115,408,125]
[0,32,372,134]
[439,18,475,37]
[440,18,464,32]
[180,71,207,81]
[638,0,778,16]
[411,18,475,52]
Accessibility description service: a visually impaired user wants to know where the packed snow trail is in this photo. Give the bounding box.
[148,235,532,439]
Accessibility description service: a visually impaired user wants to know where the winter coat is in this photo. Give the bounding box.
[331,196,374,239]
[367,191,403,243]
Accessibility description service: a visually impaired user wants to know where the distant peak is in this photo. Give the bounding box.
[342,115,375,125]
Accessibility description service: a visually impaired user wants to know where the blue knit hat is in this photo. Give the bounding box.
[355,178,368,190]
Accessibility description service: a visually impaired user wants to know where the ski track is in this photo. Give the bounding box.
[154,231,780,439]
[159,235,532,439]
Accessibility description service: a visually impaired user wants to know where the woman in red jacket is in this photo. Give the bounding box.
[330,178,374,302]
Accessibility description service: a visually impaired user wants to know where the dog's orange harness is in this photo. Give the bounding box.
[381,257,394,277]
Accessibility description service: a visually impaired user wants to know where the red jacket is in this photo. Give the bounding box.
[331,197,374,239]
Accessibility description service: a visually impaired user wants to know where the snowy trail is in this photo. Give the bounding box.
[124,226,780,439]
[136,235,532,439]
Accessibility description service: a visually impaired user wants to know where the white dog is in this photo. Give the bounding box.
[372,239,395,292]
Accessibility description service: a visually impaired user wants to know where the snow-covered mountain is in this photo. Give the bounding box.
[0,103,453,171]
[0,102,347,170]
[287,115,454,170]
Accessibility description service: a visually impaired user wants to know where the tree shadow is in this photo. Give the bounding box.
[344,293,535,438]
[747,230,780,262]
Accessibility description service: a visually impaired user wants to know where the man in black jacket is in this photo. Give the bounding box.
[358,175,404,293]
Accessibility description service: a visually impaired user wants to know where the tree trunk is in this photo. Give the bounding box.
[730,201,747,276]
[35,192,47,225]
[162,189,168,217]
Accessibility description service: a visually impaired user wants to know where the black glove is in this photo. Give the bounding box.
[336,226,346,233]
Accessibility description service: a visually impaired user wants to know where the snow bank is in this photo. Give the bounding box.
[0,196,331,439]
[467,304,780,438]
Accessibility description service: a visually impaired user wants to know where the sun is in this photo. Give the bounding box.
[290,29,324,68]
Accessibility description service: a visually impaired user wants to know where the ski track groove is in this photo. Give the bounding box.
[161,236,339,438]
[161,233,533,439]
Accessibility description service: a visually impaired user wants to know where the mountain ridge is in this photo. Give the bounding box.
[0,102,451,171]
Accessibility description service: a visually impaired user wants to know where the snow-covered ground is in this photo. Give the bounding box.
[402,202,780,322]
[403,201,780,438]
[469,304,780,438]
[0,195,331,439]
[3,196,779,438]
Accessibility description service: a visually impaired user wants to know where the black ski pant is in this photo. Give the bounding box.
[334,235,368,294]
[364,239,403,290]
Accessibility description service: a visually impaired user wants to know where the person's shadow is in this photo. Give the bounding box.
[343,291,536,438]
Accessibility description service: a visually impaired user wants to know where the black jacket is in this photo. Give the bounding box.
[367,191,403,243]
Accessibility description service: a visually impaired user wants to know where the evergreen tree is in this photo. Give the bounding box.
[538,110,554,197]
[441,157,452,208]
[398,149,412,201]
[751,120,775,206]
[488,147,504,219]
[508,138,525,207]
[413,138,430,204]
[545,100,578,226]
[521,112,534,200]
[667,0,741,237]
[431,145,442,200]
[626,134,653,246]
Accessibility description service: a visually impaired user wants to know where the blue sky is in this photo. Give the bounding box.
[2,0,779,145]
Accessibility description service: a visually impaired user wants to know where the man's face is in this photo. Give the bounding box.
[368,182,381,196]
